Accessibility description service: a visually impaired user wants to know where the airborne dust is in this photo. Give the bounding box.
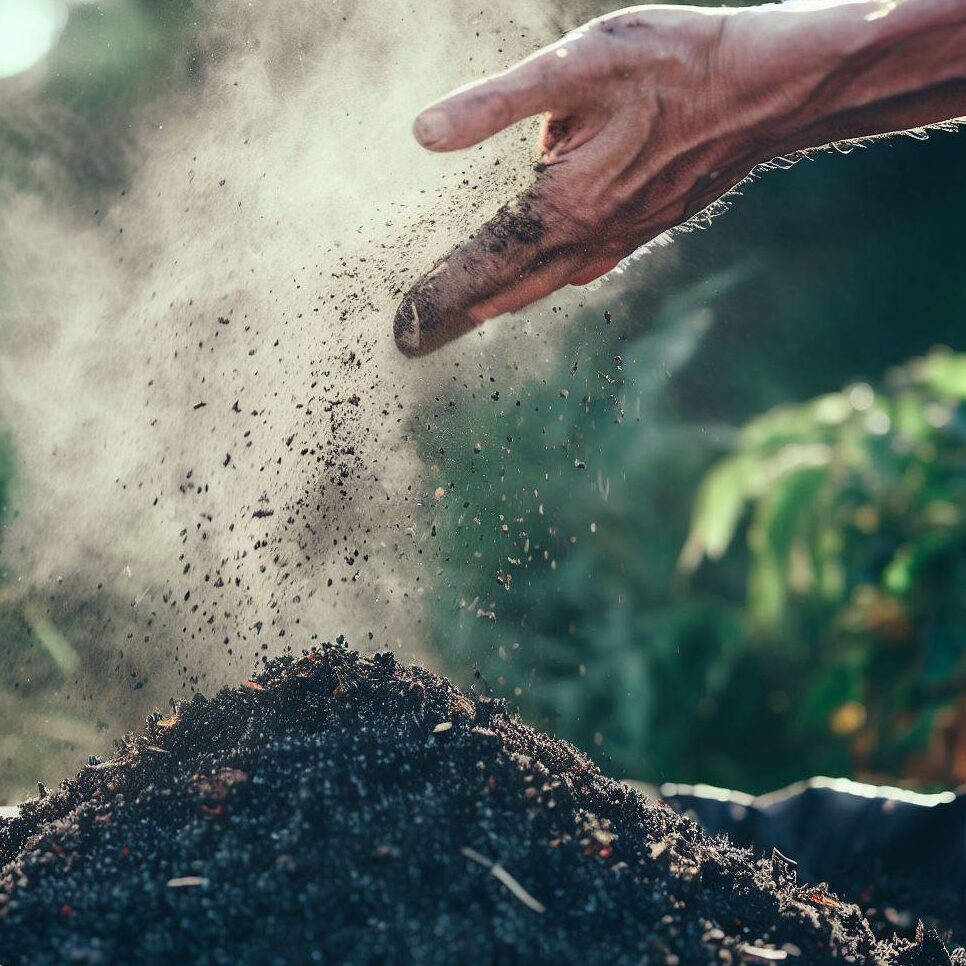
[0,0,614,798]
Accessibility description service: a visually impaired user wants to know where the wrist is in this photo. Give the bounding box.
[719,2,881,159]
[722,0,966,159]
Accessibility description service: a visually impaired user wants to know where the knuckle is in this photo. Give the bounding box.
[537,171,610,238]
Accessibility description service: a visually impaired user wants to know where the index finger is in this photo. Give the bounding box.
[413,36,586,152]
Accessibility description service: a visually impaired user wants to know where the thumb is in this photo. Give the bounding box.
[414,45,576,152]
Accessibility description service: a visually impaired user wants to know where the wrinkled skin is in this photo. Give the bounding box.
[394,1,966,356]
[394,6,748,356]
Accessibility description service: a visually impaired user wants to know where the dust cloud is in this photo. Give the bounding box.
[0,0,598,763]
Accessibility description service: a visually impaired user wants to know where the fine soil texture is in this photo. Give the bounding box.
[0,645,961,966]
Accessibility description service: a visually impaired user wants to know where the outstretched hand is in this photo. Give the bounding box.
[394,0,966,356]
[394,5,760,356]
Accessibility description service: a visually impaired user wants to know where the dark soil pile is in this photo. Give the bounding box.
[0,645,959,966]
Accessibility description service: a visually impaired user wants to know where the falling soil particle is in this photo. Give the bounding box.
[0,645,960,966]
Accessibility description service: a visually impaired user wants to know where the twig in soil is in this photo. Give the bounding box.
[460,847,546,914]
[739,946,787,962]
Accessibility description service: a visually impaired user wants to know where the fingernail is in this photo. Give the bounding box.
[394,276,461,357]
[414,108,454,148]
[393,293,422,356]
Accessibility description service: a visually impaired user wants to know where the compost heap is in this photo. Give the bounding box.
[0,646,959,966]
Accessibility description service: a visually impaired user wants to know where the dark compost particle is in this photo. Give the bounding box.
[0,646,959,966]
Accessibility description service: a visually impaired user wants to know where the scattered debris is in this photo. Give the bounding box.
[167,877,207,889]
[740,946,788,962]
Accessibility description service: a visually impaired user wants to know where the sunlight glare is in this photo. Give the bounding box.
[0,0,69,80]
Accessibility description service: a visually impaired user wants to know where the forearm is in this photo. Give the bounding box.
[727,0,966,156]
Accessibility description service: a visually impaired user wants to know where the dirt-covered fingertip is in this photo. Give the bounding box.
[392,284,444,357]
[394,274,480,357]
[393,291,422,357]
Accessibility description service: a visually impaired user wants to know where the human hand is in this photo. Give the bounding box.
[393,4,759,356]
[394,0,966,357]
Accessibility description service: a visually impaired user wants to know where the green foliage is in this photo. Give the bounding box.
[425,336,966,791]
[683,349,966,783]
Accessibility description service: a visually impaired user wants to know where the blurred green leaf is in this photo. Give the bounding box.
[679,455,751,570]
[913,351,966,399]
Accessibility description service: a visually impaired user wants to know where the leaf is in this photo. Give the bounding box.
[747,467,827,625]
[22,600,79,676]
[914,350,966,399]
[741,405,820,449]
[741,398,844,449]
[754,443,834,490]
[678,455,753,572]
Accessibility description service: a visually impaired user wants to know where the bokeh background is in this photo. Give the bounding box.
[0,0,963,802]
